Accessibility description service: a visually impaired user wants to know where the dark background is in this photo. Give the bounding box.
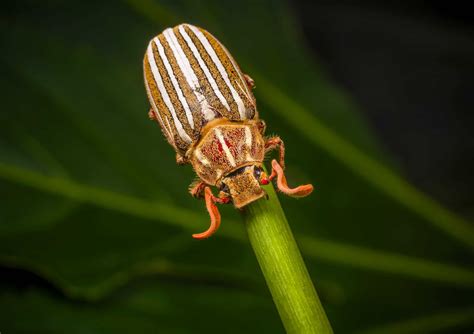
[1,0,473,333]
[293,0,474,215]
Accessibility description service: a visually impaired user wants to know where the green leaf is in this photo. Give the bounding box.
[0,279,283,334]
[358,306,474,334]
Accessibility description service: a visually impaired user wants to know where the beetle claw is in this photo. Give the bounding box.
[192,187,222,239]
[269,159,313,197]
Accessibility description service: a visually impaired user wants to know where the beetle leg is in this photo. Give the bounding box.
[217,192,231,204]
[148,108,156,121]
[193,187,222,239]
[244,74,255,89]
[269,159,313,197]
[189,180,207,198]
[256,120,266,135]
[176,153,188,165]
[265,136,285,170]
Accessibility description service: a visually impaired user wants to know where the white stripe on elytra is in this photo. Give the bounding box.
[144,72,173,140]
[236,79,253,108]
[179,25,231,116]
[164,117,175,144]
[188,25,247,119]
[218,42,254,107]
[154,35,194,129]
[215,128,236,167]
[147,42,192,143]
[195,149,210,166]
[164,28,214,121]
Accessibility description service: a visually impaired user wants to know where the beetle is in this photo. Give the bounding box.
[143,23,313,239]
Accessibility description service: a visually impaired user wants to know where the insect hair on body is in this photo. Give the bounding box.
[143,23,313,239]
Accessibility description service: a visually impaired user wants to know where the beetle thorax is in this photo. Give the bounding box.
[189,119,266,207]
[190,119,265,185]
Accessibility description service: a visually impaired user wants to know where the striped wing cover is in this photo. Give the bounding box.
[143,23,257,154]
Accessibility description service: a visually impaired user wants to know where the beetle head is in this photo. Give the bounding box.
[219,165,269,208]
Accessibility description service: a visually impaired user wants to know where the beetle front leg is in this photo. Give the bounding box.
[265,136,285,169]
[189,180,207,198]
[189,180,231,201]
[192,187,230,239]
[268,159,313,198]
[176,153,188,165]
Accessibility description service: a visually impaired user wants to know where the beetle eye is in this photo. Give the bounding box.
[253,167,262,180]
[220,183,230,193]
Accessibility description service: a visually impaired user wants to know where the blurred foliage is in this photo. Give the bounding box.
[0,0,473,333]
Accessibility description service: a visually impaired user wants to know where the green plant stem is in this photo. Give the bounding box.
[243,183,333,334]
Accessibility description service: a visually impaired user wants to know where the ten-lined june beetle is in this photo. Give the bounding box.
[143,23,313,239]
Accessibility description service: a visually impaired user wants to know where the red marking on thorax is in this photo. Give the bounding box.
[215,137,233,154]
